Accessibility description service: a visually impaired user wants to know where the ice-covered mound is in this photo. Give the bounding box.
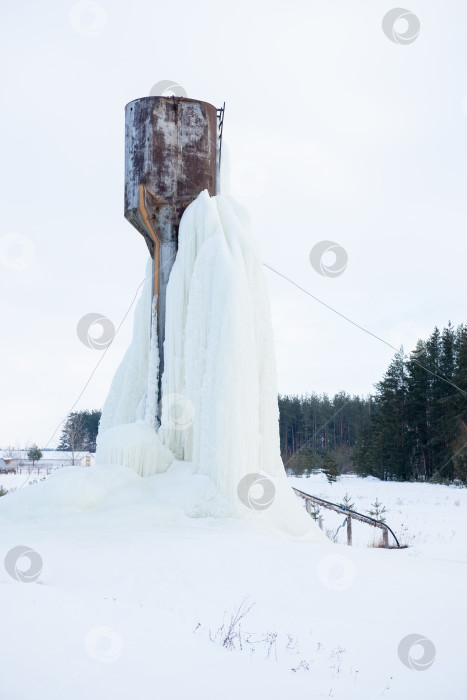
[97,192,327,538]
[0,463,140,523]
[97,421,173,477]
[0,462,319,540]
[159,191,323,536]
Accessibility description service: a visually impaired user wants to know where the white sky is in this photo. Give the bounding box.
[1,0,466,448]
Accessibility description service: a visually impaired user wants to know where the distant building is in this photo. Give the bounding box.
[80,453,94,467]
[0,458,16,473]
[0,451,95,469]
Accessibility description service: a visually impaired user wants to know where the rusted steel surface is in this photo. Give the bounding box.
[124,96,218,384]
[125,96,218,255]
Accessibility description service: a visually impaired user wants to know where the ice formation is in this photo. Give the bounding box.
[98,257,153,433]
[96,191,325,537]
[96,259,173,476]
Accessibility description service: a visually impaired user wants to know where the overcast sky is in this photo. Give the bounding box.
[1,0,466,448]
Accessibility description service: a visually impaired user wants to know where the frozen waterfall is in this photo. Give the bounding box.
[96,191,325,538]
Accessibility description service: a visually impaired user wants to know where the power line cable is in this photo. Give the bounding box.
[44,278,145,449]
[263,262,467,399]
[43,261,466,451]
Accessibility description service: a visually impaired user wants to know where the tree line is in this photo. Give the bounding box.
[57,410,101,454]
[28,322,467,485]
[353,323,467,483]
[278,392,371,480]
[279,322,467,484]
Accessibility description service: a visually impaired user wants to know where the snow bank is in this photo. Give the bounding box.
[1,472,465,700]
[0,464,140,521]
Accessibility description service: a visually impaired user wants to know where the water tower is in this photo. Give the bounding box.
[124,96,224,385]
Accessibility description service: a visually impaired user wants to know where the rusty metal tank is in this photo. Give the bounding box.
[124,96,218,387]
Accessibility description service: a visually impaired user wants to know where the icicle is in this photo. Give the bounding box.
[98,258,153,433]
[144,295,159,430]
[96,262,174,477]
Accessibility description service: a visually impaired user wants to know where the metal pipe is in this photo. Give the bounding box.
[292,486,401,548]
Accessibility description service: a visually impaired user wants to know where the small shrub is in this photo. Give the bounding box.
[339,493,354,511]
[367,498,387,522]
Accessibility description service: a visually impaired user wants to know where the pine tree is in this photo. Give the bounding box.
[339,493,355,511]
[279,325,467,486]
[449,325,467,482]
[27,444,43,468]
[57,410,101,457]
[406,340,431,480]
[309,502,322,522]
[367,498,387,522]
[357,349,410,481]
[321,452,340,483]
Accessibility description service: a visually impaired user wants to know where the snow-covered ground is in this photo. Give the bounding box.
[0,470,50,491]
[0,466,465,700]
[289,472,467,559]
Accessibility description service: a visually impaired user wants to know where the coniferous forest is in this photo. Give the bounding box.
[58,326,467,485]
[279,322,467,484]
